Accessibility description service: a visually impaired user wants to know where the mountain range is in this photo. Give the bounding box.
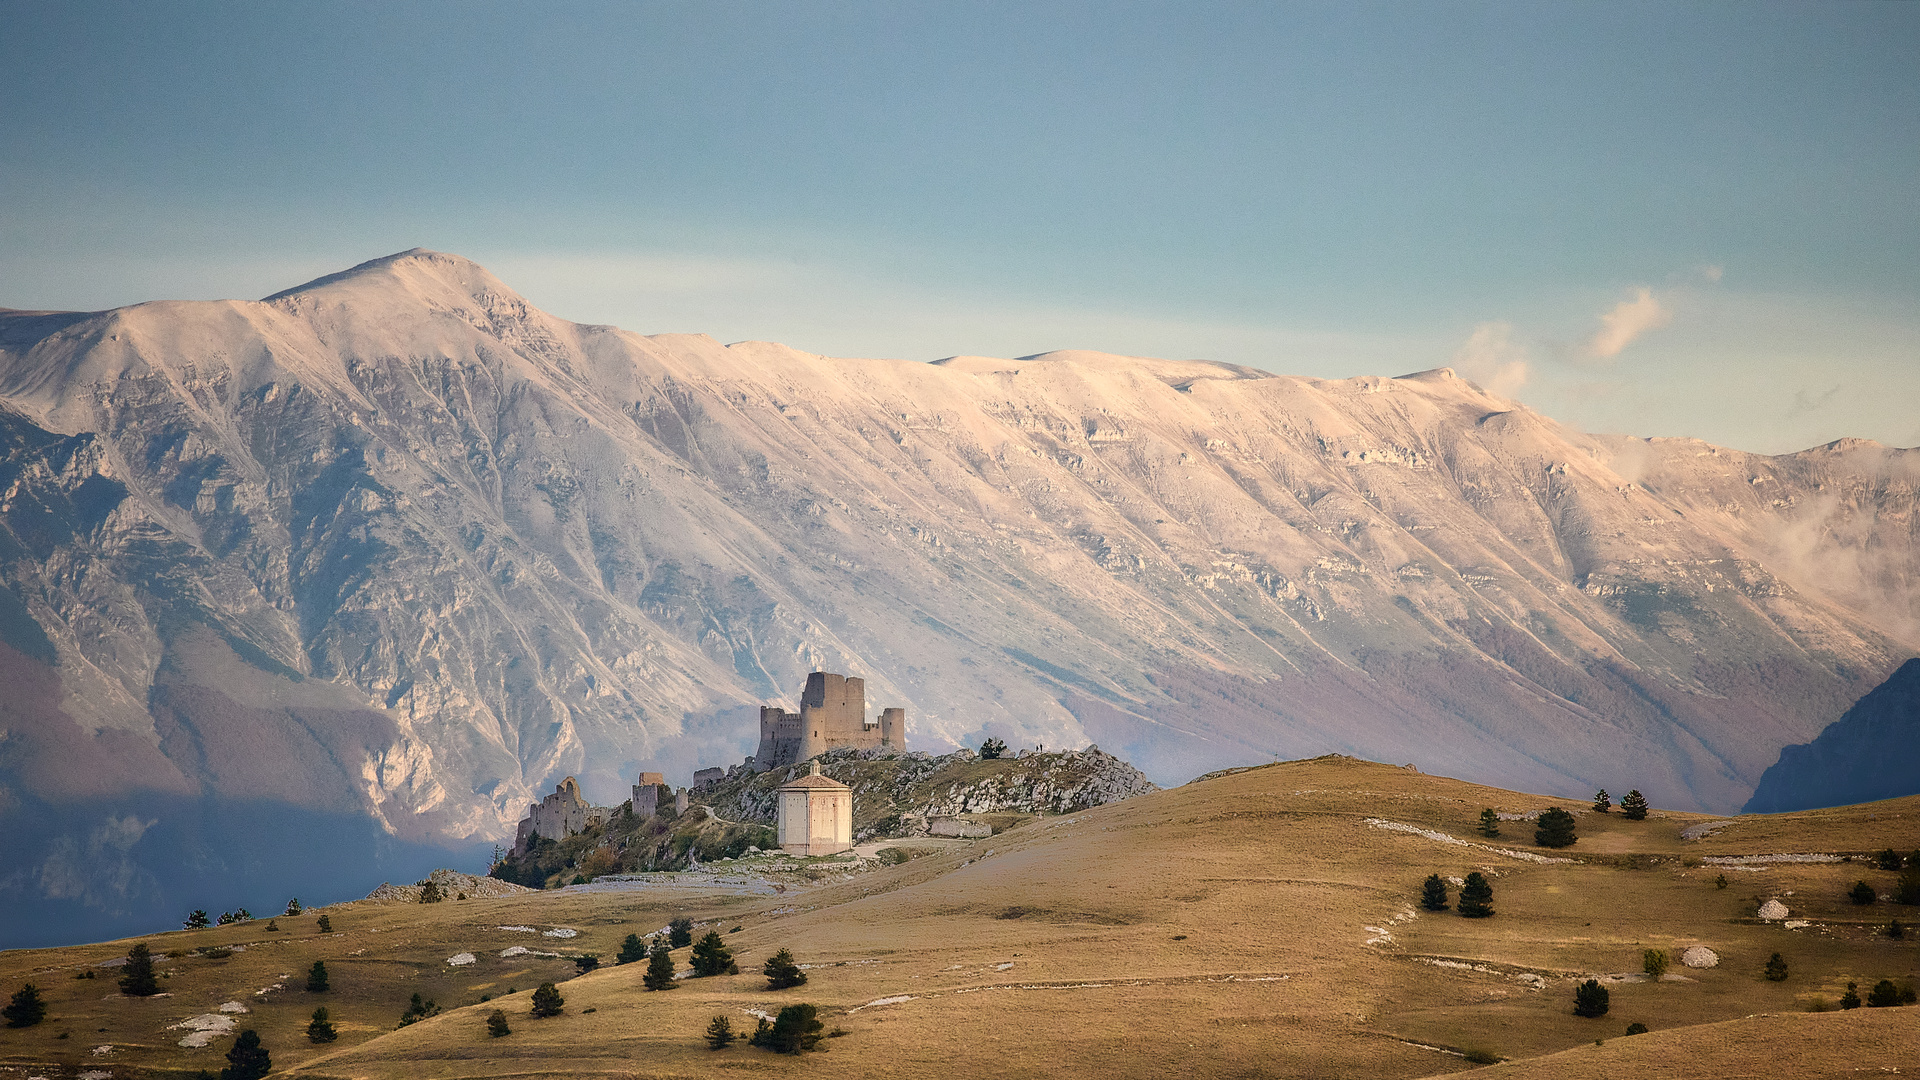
[1,249,1914,943]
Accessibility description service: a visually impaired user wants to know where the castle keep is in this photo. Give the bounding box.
[755,671,906,768]
[513,776,610,855]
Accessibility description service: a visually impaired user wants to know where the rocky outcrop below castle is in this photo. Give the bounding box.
[704,745,1159,837]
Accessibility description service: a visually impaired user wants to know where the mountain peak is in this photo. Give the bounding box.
[262,248,518,310]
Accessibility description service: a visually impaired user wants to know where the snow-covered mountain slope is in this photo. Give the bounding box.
[2,249,1915,869]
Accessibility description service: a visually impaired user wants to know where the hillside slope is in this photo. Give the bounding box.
[2,249,1917,941]
[1744,657,1920,812]
[1,758,1913,1080]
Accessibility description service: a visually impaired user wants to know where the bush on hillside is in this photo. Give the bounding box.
[1618,790,1649,821]
[644,941,677,991]
[1458,872,1494,918]
[119,943,160,997]
[1642,949,1668,978]
[398,992,440,1026]
[764,948,807,990]
[1895,864,1920,906]
[979,737,1008,760]
[530,982,565,1017]
[306,961,329,992]
[1624,1022,1648,1035]
[705,1014,738,1049]
[223,1029,271,1080]
[1572,979,1610,1017]
[1840,982,1861,1009]
[669,917,696,949]
[185,909,212,930]
[1877,848,1903,871]
[1592,789,1611,813]
[1477,808,1500,837]
[284,898,303,916]
[3,984,47,1028]
[690,930,737,977]
[573,953,600,974]
[751,1003,824,1053]
[1889,920,1906,940]
[306,1007,337,1043]
[617,933,647,965]
[487,1009,511,1037]
[1764,953,1788,981]
[1851,881,1878,905]
[1420,874,1450,912]
[1865,980,1902,1008]
[1535,808,1578,848]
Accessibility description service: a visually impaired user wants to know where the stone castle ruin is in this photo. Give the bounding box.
[508,671,901,855]
[755,671,905,768]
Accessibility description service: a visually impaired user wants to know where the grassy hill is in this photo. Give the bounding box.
[1,756,1914,1079]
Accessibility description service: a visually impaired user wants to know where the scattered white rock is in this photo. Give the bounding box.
[994,962,1014,971]
[447,953,477,966]
[1679,820,1735,841]
[171,1013,237,1047]
[1361,819,1574,864]
[217,1001,248,1013]
[542,928,578,938]
[1704,853,1842,866]
[1758,899,1789,921]
[91,1045,114,1056]
[498,925,537,933]
[80,1072,111,1080]
[1680,946,1719,968]
[849,995,916,1012]
[1784,920,1811,930]
[500,945,530,958]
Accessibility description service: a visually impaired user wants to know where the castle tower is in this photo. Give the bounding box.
[776,760,853,856]
[879,707,905,749]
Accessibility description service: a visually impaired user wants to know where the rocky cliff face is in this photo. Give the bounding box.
[1743,658,1920,813]
[1,249,1915,943]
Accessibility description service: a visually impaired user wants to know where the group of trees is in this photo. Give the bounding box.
[1474,805,1579,846]
[187,906,330,930]
[1591,789,1649,820]
[706,1004,825,1053]
[1850,849,1920,910]
[1420,873,1494,917]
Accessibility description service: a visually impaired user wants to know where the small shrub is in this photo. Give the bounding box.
[1840,982,1861,1009]
[1805,995,1830,1012]
[764,948,807,990]
[1624,1022,1648,1035]
[1851,881,1878,905]
[668,917,695,949]
[979,737,1008,760]
[3,984,47,1028]
[878,847,911,866]
[1878,848,1903,872]
[690,930,737,977]
[306,1007,337,1043]
[643,941,677,991]
[317,914,333,932]
[1764,953,1788,981]
[573,954,600,974]
[1573,979,1610,1018]
[530,982,565,1018]
[1477,808,1500,837]
[306,961,329,992]
[616,934,647,965]
[1592,789,1611,813]
[224,1029,271,1080]
[265,919,280,932]
[487,1009,511,1037]
[1618,790,1649,821]
[730,925,743,933]
[118,943,160,997]
[1865,980,1901,1008]
[1458,872,1494,918]
[1420,874,1450,912]
[1895,864,1920,905]
[1889,920,1906,940]
[284,898,303,916]
[1461,1047,1500,1065]
[419,881,444,904]
[399,992,440,1026]
[184,910,212,930]
[1642,949,1668,978]
[199,947,232,960]
[1715,874,1728,889]
[705,1014,737,1049]
[1535,808,1578,848]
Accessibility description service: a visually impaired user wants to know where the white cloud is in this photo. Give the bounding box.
[1588,286,1672,358]
[1451,321,1531,398]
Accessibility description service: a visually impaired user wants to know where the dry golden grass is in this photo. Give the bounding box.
[1,757,1913,1079]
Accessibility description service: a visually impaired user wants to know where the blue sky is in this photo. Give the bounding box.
[3,1,1915,453]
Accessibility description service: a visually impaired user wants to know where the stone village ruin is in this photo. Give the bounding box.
[511,671,902,858]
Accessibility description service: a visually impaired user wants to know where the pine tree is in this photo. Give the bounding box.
[487,1008,511,1037]
[573,954,600,974]
[1866,979,1901,1007]
[530,982,565,1017]
[1763,953,1788,981]
[1890,920,1907,940]
[1851,881,1877,905]
[1877,848,1903,871]
[1458,872,1494,917]
[284,898,303,916]
[1477,809,1500,837]
[668,917,695,948]
[418,880,444,904]
[306,961,329,992]
[119,943,160,997]
[398,992,440,1026]
[1642,949,1668,978]
[1618,790,1649,821]
[306,1007,337,1043]
[690,930,737,976]
[221,1029,271,1080]
[764,1003,824,1053]
[3,983,47,1028]
[644,941,678,991]
[763,948,807,990]
[185,910,212,930]
[1420,874,1450,912]
[1592,789,1611,813]
[705,1014,738,1049]
[1840,982,1861,1009]
[617,933,647,965]
[1572,979,1610,1017]
[1895,863,1920,905]
[317,914,333,932]
[1534,807,1578,848]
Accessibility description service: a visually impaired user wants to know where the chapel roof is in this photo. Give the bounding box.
[778,760,850,791]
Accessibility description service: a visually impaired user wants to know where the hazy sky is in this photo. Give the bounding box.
[3,1,1915,454]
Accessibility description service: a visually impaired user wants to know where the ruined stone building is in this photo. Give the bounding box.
[755,671,906,768]
[776,760,853,855]
[631,771,666,817]
[513,776,610,855]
